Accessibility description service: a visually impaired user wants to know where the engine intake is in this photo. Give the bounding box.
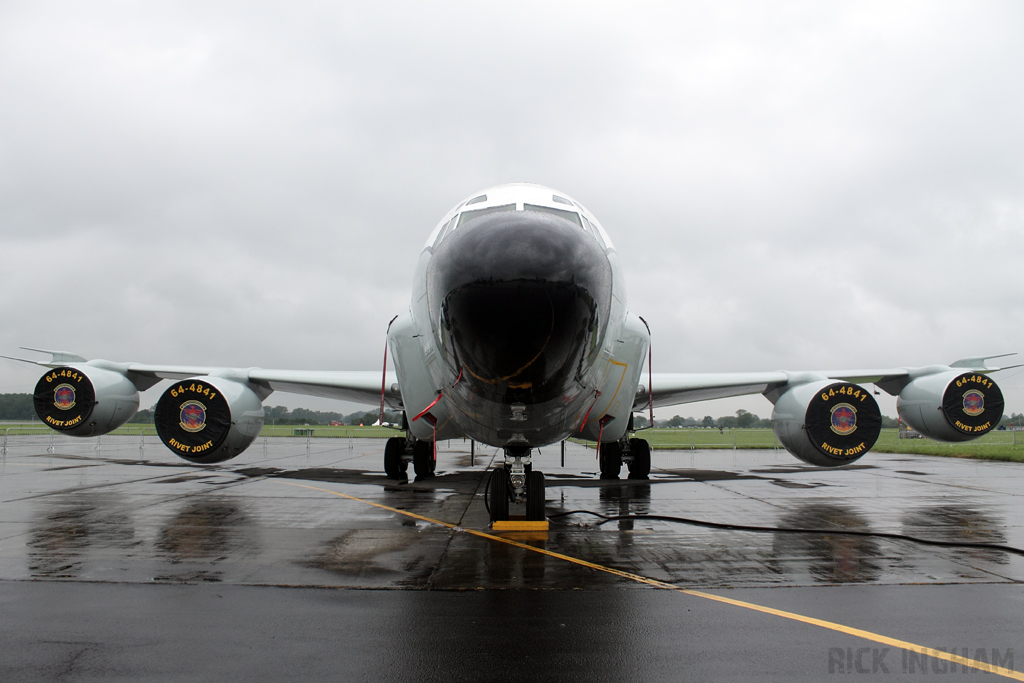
[33,365,139,437]
[772,381,882,467]
[155,377,264,464]
[897,371,1004,442]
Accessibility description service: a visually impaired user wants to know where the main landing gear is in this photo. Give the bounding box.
[487,445,545,523]
[384,434,435,480]
[599,436,651,480]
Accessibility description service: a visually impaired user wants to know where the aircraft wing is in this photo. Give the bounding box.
[247,369,400,407]
[1,349,402,408]
[634,355,1019,411]
[637,371,790,409]
[128,365,401,408]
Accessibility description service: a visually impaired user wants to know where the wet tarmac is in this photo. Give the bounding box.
[1,436,1022,680]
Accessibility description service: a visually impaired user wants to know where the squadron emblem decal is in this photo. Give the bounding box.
[962,390,985,417]
[830,403,857,436]
[53,384,76,411]
[179,400,208,433]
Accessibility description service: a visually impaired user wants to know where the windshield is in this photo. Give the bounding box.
[523,204,583,228]
[457,204,516,228]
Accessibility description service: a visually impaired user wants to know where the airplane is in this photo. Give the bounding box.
[4,183,1015,523]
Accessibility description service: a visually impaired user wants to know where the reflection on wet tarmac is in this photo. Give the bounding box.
[772,503,882,583]
[8,441,1024,589]
[901,502,1009,565]
[155,498,256,582]
[483,532,549,584]
[599,482,651,531]
[306,528,441,585]
[27,493,138,578]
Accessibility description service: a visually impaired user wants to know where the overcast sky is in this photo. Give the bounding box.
[1,1,1022,421]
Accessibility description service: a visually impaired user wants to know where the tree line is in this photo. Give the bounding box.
[0,393,35,420]
[0,394,402,426]
[262,406,404,426]
[635,409,1024,430]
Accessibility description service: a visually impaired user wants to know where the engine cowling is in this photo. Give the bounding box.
[154,377,265,464]
[33,365,139,437]
[772,380,882,467]
[897,371,1004,442]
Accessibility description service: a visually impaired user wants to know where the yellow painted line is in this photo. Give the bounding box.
[492,520,549,531]
[281,481,1024,681]
[677,590,1024,679]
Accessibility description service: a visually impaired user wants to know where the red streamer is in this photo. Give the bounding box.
[412,394,443,423]
[379,315,399,426]
[580,390,602,433]
[639,316,653,428]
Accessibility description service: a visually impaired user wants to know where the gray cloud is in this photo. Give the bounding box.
[2,1,1022,419]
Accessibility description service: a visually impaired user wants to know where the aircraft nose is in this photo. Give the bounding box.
[427,209,612,405]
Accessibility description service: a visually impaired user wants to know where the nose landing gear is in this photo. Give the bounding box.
[487,446,546,523]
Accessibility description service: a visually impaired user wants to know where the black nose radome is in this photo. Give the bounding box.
[427,210,612,404]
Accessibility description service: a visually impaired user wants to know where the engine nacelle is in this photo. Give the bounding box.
[772,381,882,467]
[897,371,1004,442]
[154,376,265,464]
[33,365,139,437]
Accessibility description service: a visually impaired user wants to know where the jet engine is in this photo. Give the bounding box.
[33,365,140,437]
[897,371,1004,442]
[154,377,265,464]
[772,381,882,467]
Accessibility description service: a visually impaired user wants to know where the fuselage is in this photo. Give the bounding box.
[389,183,649,449]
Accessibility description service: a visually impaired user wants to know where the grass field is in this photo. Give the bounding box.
[258,424,399,439]
[579,428,1024,462]
[2,423,1021,462]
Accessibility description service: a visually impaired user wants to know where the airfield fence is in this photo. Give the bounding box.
[1,424,1018,458]
[573,427,1019,450]
[0,424,398,457]
[568,428,786,450]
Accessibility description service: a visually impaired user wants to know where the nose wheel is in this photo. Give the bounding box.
[487,468,509,522]
[487,454,546,523]
[525,470,546,521]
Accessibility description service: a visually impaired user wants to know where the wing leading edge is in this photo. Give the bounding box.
[6,348,1017,416]
[0,349,402,409]
[636,355,1019,411]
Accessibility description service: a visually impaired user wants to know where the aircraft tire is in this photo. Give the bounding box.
[628,438,651,479]
[488,468,509,522]
[413,440,434,478]
[526,470,546,521]
[598,442,621,479]
[384,437,406,480]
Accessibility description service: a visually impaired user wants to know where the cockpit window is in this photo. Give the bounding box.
[457,204,516,227]
[552,195,573,206]
[465,194,487,205]
[432,215,457,249]
[523,204,583,228]
[581,215,605,247]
